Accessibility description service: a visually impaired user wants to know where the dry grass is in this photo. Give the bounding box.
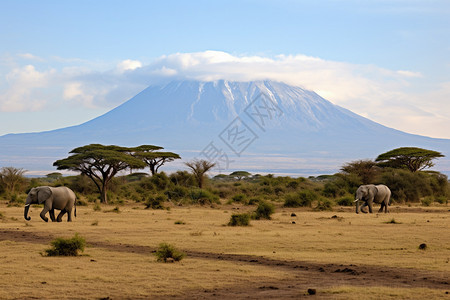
[0,202,449,299]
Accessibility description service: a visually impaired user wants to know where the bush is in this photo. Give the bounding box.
[435,196,448,205]
[228,213,251,226]
[165,186,188,201]
[44,233,86,256]
[155,243,185,262]
[336,196,354,206]
[144,194,166,209]
[314,198,333,211]
[231,194,247,204]
[283,190,318,207]
[421,196,433,207]
[188,189,219,205]
[253,201,275,220]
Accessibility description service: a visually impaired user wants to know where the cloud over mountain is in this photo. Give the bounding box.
[0,51,449,138]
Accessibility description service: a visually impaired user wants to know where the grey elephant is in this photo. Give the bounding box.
[354,184,391,214]
[24,186,77,222]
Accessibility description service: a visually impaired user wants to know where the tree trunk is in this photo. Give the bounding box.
[101,185,108,204]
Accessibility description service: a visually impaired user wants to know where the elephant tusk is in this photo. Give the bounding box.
[354,199,359,202]
[24,204,30,207]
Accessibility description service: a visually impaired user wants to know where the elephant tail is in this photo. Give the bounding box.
[74,198,77,218]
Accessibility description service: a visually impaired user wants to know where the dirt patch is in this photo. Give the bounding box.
[1,229,448,299]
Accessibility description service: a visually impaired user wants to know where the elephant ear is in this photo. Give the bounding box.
[37,187,52,204]
[368,185,378,197]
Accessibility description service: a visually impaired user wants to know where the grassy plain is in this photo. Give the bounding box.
[0,202,449,299]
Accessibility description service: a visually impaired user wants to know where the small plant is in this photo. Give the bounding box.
[385,218,401,224]
[91,220,98,226]
[253,201,275,220]
[154,243,185,262]
[228,213,251,226]
[314,198,333,211]
[44,233,86,256]
[93,202,101,211]
[174,220,186,225]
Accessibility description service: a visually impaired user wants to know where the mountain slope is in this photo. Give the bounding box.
[1,80,449,175]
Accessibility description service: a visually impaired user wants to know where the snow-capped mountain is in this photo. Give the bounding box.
[1,80,449,175]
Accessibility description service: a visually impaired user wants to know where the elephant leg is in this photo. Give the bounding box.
[368,201,373,213]
[40,207,50,222]
[360,202,368,213]
[56,209,66,222]
[66,209,72,222]
[49,209,56,222]
[378,202,384,213]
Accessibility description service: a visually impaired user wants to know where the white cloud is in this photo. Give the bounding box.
[116,59,142,72]
[0,51,448,138]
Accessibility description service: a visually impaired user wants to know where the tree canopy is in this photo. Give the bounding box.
[340,160,378,184]
[375,147,444,172]
[229,171,251,181]
[0,166,27,194]
[53,144,146,203]
[184,159,216,188]
[131,145,181,175]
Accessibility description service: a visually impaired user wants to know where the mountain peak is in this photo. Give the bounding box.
[0,79,449,175]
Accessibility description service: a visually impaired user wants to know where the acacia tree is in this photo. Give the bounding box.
[0,167,27,194]
[184,159,216,188]
[53,144,146,203]
[229,171,251,181]
[375,147,444,172]
[340,160,378,184]
[131,145,181,175]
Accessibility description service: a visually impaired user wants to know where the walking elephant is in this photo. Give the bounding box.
[24,186,77,222]
[354,184,391,214]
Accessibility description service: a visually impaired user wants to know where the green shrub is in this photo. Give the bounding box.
[435,196,448,205]
[150,172,172,190]
[155,243,185,262]
[283,190,318,207]
[286,180,299,189]
[144,194,166,209]
[248,197,261,205]
[44,233,86,256]
[336,196,354,206]
[93,202,101,211]
[421,196,433,207]
[253,201,275,220]
[188,189,219,205]
[228,213,251,226]
[165,186,188,201]
[231,194,247,204]
[314,198,333,211]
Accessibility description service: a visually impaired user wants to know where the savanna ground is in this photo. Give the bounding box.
[0,202,449,299]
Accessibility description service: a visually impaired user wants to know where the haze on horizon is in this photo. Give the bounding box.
[0,1,449,139]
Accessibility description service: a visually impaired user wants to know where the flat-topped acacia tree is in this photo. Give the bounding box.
[53,144,146,204]
[375,147,444,172]
[131,145,181,175]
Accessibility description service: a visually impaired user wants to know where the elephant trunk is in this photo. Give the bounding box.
[24,204,31,221]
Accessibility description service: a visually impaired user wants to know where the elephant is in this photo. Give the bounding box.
[24,186,77,222]
[354,184,391,214]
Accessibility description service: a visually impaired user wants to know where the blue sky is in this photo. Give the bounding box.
[1,0,449,138]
